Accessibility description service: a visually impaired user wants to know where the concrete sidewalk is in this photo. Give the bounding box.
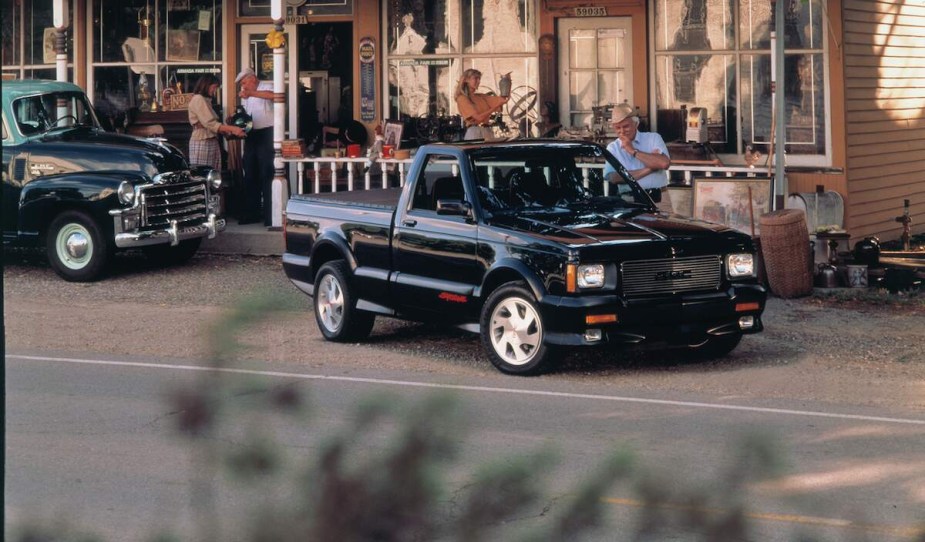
[201,219,285,256]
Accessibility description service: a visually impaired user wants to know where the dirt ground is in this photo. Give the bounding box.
[3,252,924,411]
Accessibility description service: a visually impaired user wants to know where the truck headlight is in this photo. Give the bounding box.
[117,180,135,205]
[726,253,755,278]
[207,169,222,190]
[577,264,605,288]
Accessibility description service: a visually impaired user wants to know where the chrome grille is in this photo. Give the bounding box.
[621,256,722,297]
[140,175,208,230]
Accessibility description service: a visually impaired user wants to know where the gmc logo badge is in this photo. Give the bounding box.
[654,269,692,281]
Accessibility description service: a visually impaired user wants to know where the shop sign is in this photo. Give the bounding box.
[168,93,195,110]
[359,36,375,122]
[398,59,451,67]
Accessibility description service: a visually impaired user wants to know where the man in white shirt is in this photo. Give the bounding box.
[603,103,673,213]
[236,68,275,226]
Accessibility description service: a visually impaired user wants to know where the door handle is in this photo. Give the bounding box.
[402,219,417,227]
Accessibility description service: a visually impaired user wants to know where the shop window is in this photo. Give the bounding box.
[1,0,74,79]
[653,0,827,165]
[385,0,539,141]
[89,0,222,122]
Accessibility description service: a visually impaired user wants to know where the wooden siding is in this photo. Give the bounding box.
[843,0,925,242]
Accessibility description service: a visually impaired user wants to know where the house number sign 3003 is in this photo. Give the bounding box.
[574,6,607,16]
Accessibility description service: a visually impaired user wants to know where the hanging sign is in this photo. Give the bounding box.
[359,36,376,122]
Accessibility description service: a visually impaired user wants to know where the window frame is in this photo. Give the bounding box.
[1,0,74,80]
[381,0,539,128]
[85,0,224,117]
[648,0,832,168]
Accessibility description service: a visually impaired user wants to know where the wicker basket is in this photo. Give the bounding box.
[759,209,813,298]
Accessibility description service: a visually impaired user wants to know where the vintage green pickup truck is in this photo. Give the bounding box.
[2,79,224,281]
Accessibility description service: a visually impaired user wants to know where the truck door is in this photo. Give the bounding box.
[392,152,481,317]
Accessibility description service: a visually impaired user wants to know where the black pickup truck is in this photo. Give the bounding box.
[283,141,766,375]
[2,79,224,281]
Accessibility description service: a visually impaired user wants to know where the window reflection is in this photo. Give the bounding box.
[89,0,222,122]
[654,0,826,159]
[461,0,536,53]
[385,0,539,140]
[2,0,74,76]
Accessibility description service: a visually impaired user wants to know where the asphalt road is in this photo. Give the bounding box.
[4,252,925,541]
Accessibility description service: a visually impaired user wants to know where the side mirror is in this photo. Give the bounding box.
[645,187,662,203]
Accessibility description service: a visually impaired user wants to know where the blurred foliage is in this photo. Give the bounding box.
[9,290,925,542]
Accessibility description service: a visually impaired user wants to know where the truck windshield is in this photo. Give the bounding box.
[13,91,100,136]
[470,145,653,214]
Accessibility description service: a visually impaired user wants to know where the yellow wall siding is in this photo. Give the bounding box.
[843,0,925,242]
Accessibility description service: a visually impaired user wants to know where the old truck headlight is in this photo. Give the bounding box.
[117,180,135,205]
[577,264,605,288]
[727,253,755,278]
[207,169,222,190]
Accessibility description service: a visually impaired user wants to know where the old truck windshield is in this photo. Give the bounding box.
[13,91,100,136]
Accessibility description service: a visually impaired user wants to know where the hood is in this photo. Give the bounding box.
[24,127,188,179]
[486,208,753,256]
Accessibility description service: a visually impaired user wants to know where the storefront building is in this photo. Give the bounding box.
[3,0,922,242]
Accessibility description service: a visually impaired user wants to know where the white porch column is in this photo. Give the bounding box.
[53,0,69,82]
[269,0,286,230]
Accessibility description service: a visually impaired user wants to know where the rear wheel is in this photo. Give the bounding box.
[480,282,556,375]
[314,260,375,342]
[687,334,742,359]
[142,238,202,266]
[46,210,111,282]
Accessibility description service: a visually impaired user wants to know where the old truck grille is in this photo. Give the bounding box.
[140,177,208,230]
[620,255,722,297]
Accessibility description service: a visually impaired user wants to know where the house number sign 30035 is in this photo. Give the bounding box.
[574,6,607,17]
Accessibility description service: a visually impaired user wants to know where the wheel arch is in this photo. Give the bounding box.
[477,258,547,306]
[309,234,357,282]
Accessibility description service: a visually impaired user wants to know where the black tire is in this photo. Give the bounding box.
[46,210,112,282]
[313,260,375,342]
[480,282,556,375]
[142,238,202,266]
[687,334,743,359]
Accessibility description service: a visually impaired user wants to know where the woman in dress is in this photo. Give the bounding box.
[454,69,509,141]
[187,74,245,169]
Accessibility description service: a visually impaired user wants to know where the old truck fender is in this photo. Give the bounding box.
[17,172,143,237]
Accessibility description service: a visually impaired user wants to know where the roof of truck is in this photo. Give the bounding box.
[2,79,86,102]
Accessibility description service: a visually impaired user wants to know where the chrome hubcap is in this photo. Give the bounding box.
[489,297,542,366]
[57,224,92,270]
[317,274,345,332]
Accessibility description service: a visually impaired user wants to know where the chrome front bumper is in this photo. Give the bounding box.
[113,213,225,248]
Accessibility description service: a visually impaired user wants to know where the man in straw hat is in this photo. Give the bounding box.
[603,103,673,213]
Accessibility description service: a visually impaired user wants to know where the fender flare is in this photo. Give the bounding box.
[476,257,549,303]
[309,232,358,279]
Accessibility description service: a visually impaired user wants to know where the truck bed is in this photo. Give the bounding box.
[293,187,403,210]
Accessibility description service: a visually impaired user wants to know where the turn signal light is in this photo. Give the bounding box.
[735,302,760,312]
[586,314,617,325]
[566,264,577,293]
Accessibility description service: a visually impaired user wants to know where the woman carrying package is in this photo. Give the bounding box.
[454,69,509,141]
[187,74,246,170]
